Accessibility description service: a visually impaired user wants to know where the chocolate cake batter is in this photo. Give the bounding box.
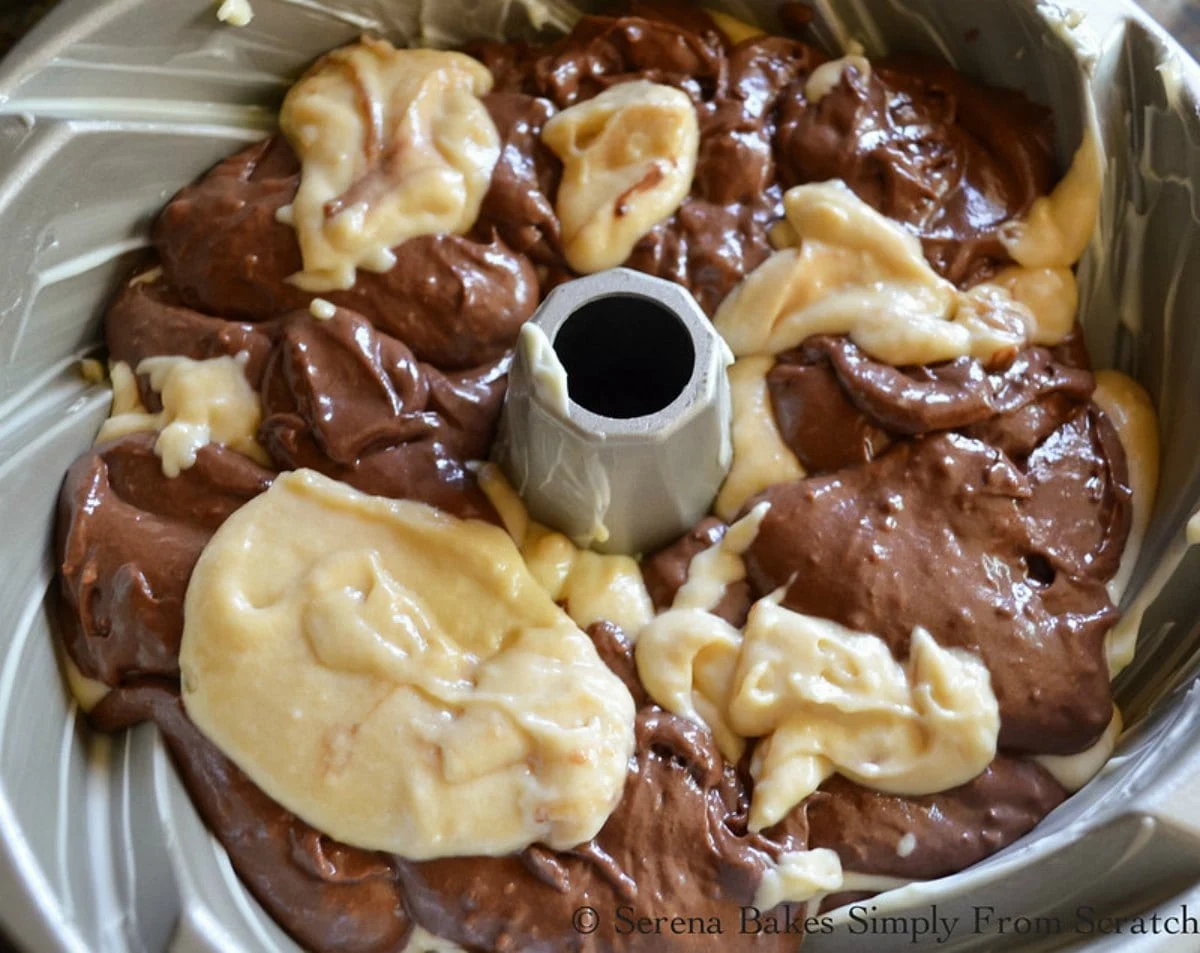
[55,4,1130,950]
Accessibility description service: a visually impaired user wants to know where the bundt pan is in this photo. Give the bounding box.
[0,0,1198,951]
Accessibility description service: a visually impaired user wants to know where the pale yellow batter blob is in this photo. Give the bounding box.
[755,849,844,910]
[518,323,570,418]
[95,355,267,480]
[715,356,805,522]
[402,927,465,953]
[309,298,337,321]
[180,470,636,859]
[635,505,769,764]
[215,0,253,26]
[1000,131,1102,270]
[110,360,146,414]
[142,354,267,477]
[734,599,999,830]
[476,464,654,636]
[542,80,699,274]
[637,609,746,762]
[61,652,111,713]
[715,181,1033,366]
[129,266,164,287]
[281,40,500,292]
[805,53,871,103]
[674,502,770,613]
[640,593,999,832]
[989,265,1079,345]
[79,358,106,385]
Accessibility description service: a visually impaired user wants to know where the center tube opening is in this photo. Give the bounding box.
[553,294,696,420]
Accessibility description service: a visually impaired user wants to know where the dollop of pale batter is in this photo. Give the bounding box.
[542,79,699,274]
[477,463,653,635]
[280,40,501,292]
[990,265,1080,345]
[517,323,570,417]
[715,181,1056,366]
[736,599,1000,830]
[635,504,771,762]
[180,469,636,859]
[638,508,999,832]
[805,51,872,104]
[98,354,267,477]
[95,360,153,443]
[755,848,844,910]
[215,0,253,27]
[717,173,1094,366]
[1000,130,1103,269]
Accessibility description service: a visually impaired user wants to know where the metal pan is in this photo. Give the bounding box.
[0,1,1197,950]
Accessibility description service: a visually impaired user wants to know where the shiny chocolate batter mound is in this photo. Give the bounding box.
[775,55,1056,286]
[58,433,274,686]
[745,336,1129,754]
[54,4,1126,951]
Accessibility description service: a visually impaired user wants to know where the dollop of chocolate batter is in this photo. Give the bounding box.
[153,136,538,371]
[58,434,273,686]
[770,758,1066,883]
[106,275,505,522]
[776,55,1056,285]
[744,422,1127,754]
[54,4,1130,951]
[766,335,1098,472]
[93,683,413,953]
[256,307,506,520]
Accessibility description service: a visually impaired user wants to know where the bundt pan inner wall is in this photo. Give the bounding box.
[0,0,1198,951]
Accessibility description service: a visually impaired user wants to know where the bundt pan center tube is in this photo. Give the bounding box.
[0,1,1199,953]
[495,269,733,555]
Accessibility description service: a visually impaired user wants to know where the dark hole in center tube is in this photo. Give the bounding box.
[553,294,696,420]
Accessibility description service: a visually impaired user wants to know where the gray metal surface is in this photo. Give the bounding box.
[495,269,732,555]
[0,1,1197,951]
